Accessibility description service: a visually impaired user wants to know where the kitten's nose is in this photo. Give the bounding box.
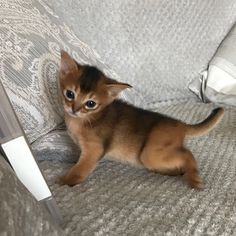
[72,103,81,113]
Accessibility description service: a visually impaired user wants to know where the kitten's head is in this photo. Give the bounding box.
[59,50,131,119]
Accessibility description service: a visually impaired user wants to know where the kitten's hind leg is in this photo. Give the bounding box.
[140,146,203,189]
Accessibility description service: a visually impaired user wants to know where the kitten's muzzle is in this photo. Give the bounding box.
[72,103,82,114]
[64,106,81,118]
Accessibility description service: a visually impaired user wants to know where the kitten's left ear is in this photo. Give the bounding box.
[60,50,79,75]
[106,82,132,97]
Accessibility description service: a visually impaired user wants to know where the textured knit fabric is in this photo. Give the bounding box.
[49,0,236,107]
[40,101,236,235]
[32,127,79,163]
[0,156,62,236]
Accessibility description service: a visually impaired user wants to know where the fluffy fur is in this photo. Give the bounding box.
[57,50,224,189]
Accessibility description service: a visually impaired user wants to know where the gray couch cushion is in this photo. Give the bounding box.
[32,126,79,163]
[190,23,236,106]
[0,0,118,143]
[49,0,236,107]
[0,156,62,235]
[40,101,236,235]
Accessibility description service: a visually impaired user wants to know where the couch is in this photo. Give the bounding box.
[1,0,236,235]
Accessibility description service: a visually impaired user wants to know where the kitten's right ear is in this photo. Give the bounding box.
[106,82,132,98]
[60,50,78,75]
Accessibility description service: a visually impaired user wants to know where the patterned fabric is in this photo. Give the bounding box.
[0,156,62,235]
[49,0,236,108]
[40,101,236,235]
[0,0,120,143]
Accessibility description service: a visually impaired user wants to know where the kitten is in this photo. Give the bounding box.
[57,50,224,189]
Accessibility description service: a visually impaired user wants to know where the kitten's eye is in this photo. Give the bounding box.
[65,90,75,100]
[85,100,97,110]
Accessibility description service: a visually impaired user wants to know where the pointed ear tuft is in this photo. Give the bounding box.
[106,82,132,98]
[60,50,78,75]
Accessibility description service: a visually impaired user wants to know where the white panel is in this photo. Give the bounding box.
[207,65,236,95]
[2,136,52,201]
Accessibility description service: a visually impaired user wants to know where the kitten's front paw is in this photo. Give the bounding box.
[55,175,67,186]
[55,174,82,187]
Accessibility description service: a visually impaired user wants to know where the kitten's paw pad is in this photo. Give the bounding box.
[55,175,81,187]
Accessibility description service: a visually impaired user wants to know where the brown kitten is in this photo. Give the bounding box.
[57,50,224,189]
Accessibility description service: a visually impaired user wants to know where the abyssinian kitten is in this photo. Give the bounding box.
[57,50,224,189]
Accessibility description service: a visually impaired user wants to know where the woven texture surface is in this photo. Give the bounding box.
[49,0,236,106]
[40,101,236,235]
[0,156,62,236]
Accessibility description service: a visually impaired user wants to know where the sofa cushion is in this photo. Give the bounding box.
[32,126,79,163]
[49,0,236,107]
[190,23,236,106]
[0,0,119,142]
[39,100,236,235]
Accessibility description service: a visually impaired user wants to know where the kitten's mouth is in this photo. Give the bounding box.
[66,109,85,118]
[68,112,79,118]
[64,107,80,118]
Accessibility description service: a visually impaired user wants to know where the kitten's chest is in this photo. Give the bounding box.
[66,118,98,149]
[67,127,79,145]
[65,118,84,145]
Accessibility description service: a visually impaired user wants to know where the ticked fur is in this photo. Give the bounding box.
[57,50,224,189]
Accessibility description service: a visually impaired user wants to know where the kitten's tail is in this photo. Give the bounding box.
[185,108,224,137]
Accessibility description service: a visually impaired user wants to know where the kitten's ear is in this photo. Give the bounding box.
[106,82,132,98]
[60,50,79,75]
